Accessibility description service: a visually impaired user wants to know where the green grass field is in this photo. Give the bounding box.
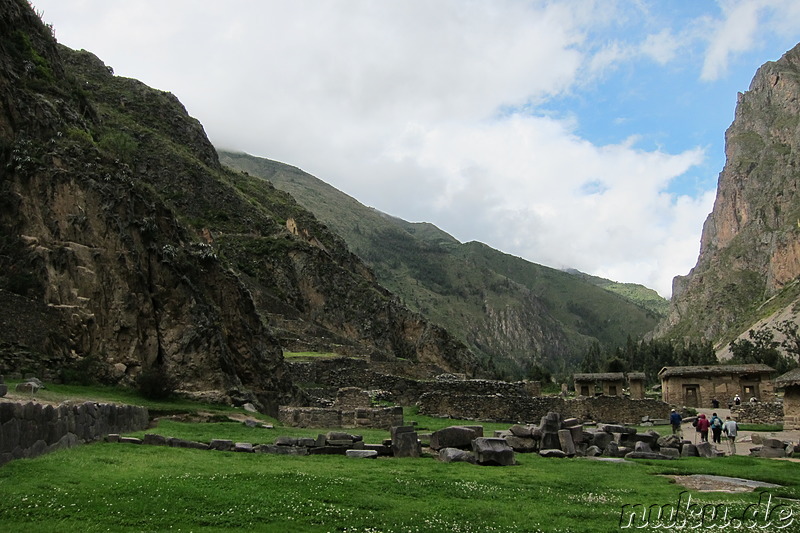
[1,385,799,532]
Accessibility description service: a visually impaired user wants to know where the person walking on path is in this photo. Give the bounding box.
[696,413,710,442]
[670,409,682,436]
[723,416,739,455]
[710,412,723,444]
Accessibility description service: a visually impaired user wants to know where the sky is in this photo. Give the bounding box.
[33,1,800,298]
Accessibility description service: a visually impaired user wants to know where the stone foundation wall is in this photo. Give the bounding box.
[278,405,403,430]
[0,400,150,465]
[730,402,784,425]
[417,392,670,425]
[287,359,536,405]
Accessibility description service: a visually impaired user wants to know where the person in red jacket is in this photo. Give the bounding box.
[695,413,711,442]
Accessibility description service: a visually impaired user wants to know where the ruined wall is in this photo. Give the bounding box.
[0,400,150,465]
[278,405,403,430]
[783,386,800,430]
[287,359,536,405]
[730,402,784,425]
[417,392,670,425]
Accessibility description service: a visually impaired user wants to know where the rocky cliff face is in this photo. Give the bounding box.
[0,0,478,408]
[655,43,800,348]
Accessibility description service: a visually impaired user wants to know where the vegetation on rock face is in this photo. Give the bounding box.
[0,0,478,408]
[220,151,664,380]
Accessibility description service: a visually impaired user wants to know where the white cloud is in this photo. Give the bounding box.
[35,0,735,298]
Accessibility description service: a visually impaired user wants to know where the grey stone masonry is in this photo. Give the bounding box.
[0,400,149,466]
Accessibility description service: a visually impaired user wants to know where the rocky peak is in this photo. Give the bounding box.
[657,42,800,347]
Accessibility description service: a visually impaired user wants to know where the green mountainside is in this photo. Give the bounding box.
[219,151,664,379]
[0,0,480,410]
[564,269,669,317]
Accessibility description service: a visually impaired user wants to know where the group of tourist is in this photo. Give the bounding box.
[670,408,740,455]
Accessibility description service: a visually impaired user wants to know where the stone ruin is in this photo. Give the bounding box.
[489,411,725,460]
[748,433,800,458]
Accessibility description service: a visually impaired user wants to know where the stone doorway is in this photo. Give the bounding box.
[683,384,700,407]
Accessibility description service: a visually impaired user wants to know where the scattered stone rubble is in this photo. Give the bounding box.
[747,434,799,458]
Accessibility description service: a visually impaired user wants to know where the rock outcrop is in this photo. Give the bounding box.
[655,43,800,349]
[0,0,478,409]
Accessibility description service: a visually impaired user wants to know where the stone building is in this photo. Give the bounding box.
[627,372,646,400]
[775,367,800,430]
[657,364,776,407]
[573,373,625,396]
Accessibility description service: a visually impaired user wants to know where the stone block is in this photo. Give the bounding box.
[539,449,567,458]
[591,431,613,450]
[234,442,254,453]
[568,425,584,444]
[167,438,209,450]
[0,384,6,398]
[308,446,348,455]
[695,441,714,458]
[143,434,168,446]
[634,441,653,454]
[209,439,234,451]
[346,450,378,459]
[392,430,421,458]
[106,434,120,443]
[258,444,309,455]
[275,436,298,446]
[438,447,477,463]
[624,451,675,460]
[472,437,515,466]
[762,438,785,448]
[660,448,680,459]
[680,444,698,457]
[362,443,393,456]
[540,431,561,450]
[557,429,576,456]
[119,437,142,445]
[759,446,786,458]
[504,435,537,453]
[429,426,480,450]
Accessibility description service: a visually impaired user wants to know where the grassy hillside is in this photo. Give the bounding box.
[219,151,663,379]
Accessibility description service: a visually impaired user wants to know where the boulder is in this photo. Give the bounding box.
[540,432,561,450]
[472,437,516,466]
[634,441,653,454]
[758,446,787,458]
[591,431,614,450]
[539,412,561,432]
[15,382,39,394]
[657,434,681,450]
[509,424,532,438]
[585,445,602,457]
[438,447,477,464]
[429,426,481,450]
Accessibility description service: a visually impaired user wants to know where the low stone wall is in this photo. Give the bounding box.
[278,405,403,430]
[417,392,670,425]
[287,358,537,405]
[731,402,784,425]
[0,400,150,466]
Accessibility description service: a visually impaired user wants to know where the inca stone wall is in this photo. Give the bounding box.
[287,358,537,405]
[731,402,784,425]
[0,400,149,466]
[278,405,403,430]
[417,392,670,425]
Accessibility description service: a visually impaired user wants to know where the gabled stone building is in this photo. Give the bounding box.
[775,367,800,430]
[573,373,625,397]
[657,364,776,407]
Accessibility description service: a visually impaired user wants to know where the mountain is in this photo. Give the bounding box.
[563,269,669,317]
[219,151,664,378]
[654,43,800,354]
[0,0,480,410]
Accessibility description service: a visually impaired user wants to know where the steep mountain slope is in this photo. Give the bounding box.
[564,269,669,317]
[0,0,479,409]
[655,43,800,352]
[220,151,663,378]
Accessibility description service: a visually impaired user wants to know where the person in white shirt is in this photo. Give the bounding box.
[722,416,739,455]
